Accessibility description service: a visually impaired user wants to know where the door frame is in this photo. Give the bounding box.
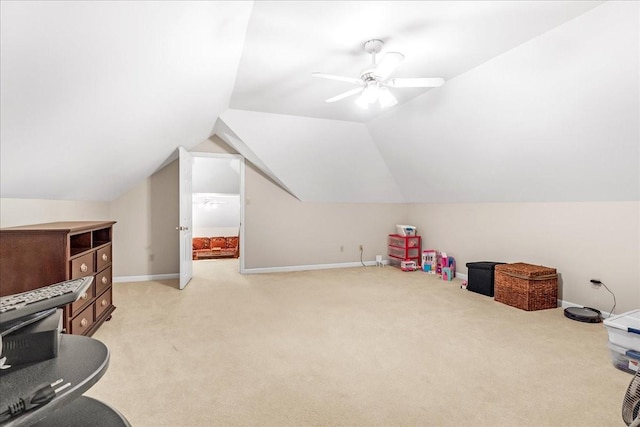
[190,151,246,274]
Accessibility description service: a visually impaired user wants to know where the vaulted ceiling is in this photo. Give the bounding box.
[1,1,637,203]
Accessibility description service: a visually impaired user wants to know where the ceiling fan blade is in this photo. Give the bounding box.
[375,52,404,79]
[385,77,445,88]
[325,87,363,103]
[312,72,363,86]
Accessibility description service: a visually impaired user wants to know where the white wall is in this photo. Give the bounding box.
[193,227,239,238]
[243,162,408,269]
[193,194,240,237]
[108,160,179,278]
[193,137,406,269]
[0,198,109,228]
[407,201,640,314]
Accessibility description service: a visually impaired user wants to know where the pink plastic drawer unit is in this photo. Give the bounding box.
[604,309,640,352]
[389,246,420,259]
[387,234,422,268]
[388,235,420,248]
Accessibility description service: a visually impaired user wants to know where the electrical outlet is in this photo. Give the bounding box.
[590,279,602,289]
[359,244,363,252]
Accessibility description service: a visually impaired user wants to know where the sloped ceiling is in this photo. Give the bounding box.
[219,109,403,203]
[2,1,637,204]
[369,0,639,203]
[0,1,252,201]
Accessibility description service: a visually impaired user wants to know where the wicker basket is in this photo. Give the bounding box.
[494,263,558,311]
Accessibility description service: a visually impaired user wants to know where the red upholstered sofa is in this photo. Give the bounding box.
[192,236,239,260]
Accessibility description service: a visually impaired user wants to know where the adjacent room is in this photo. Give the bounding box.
[191,155,241,262]
[0,1,638,426]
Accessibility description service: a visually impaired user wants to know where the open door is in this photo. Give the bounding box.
[178,147,193,289]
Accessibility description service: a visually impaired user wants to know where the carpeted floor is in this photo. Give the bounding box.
[86,259,632,426]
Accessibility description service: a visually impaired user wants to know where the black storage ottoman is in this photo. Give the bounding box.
[466,262,505,297]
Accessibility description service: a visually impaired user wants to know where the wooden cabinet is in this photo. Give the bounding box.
[0,221,116,336]
[388,234,422,267]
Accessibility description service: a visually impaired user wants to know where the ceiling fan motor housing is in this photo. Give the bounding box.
[361,71,378,82]
[363,39,384,55]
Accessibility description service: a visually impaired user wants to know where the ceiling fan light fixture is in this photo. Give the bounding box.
[378,87,397,108]
[364,84,379,103]
[355,81,380,109]
[355,94,370,109]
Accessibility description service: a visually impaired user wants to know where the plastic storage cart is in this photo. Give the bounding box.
[388,234,421,268]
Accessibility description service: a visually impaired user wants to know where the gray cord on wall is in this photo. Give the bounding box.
[600,282,616,318]
[590,279,616,317]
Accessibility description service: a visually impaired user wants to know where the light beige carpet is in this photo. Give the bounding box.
[87,260,632,426]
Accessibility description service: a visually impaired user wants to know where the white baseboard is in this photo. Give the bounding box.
[114,261,388,281]
[118,261,465,278]
[243,260,385,274]
[559,299,582,309]
[113,273,179,283]
[558,299,612,318]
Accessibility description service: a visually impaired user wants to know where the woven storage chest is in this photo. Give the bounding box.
[494,263,558,311]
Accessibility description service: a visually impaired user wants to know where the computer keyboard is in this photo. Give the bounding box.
[0,277,93,324]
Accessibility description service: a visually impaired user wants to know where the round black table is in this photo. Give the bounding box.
[0,334,129,427]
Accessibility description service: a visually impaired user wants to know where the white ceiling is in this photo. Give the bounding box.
[230,1,605,122]
[2,1,636,204]
[192,157,240,195]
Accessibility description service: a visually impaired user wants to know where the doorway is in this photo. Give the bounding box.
[190,152,245,273]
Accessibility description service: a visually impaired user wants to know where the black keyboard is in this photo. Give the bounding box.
[0,277,93,324]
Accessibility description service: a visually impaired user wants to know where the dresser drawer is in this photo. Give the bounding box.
[96,245,112,271]
[71,252,95,279]
[70,281,95,315]
[95,288,112,320]
[96,266,112,295]
[71,303,94,335]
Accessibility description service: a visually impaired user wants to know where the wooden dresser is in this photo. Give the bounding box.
[0,221,116,336]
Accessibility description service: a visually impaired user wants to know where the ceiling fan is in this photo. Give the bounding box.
[312,39,445,109]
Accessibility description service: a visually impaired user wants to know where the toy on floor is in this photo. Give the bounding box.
[422,250,438,273]
[439,253,456,281]
[401,260,418,271]
[461,280,468,289]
